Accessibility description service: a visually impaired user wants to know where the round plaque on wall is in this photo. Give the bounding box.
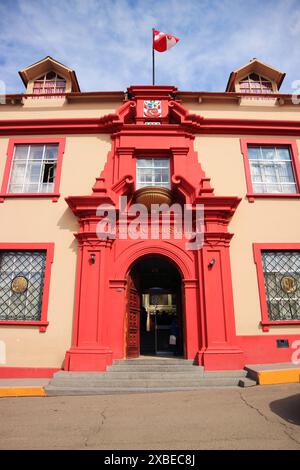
[11,276,28,294]
[280,276,297,294]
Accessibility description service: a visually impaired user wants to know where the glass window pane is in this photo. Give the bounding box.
[9,163,26,186]
[29,145,44,160]
[14,145,29,160]
[261,147,275,160]
[27,163,41,183]
[44,145,58,160]
[276,148,291,161]
[248,147,260,160]
[136,159,149,168]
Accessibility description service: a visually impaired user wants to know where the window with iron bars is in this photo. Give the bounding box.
[8,144,58,194]
[262,251,300,321]
[0,251,46,321]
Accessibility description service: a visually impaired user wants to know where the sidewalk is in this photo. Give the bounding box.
[0,379,49,397]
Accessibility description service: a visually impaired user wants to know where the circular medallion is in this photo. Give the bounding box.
[280,276,297,294]
[11,276,28,294]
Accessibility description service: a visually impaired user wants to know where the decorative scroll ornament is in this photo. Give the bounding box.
[11,276,28,294]
[280,275,297,294]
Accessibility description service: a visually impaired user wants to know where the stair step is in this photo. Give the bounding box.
[113,359,194,366]
[238,377,257,388]
[204,370,247,378]
[48,377,241,388]
[45,384,239,396]
[107,365,201,372]
[105,371,204,379]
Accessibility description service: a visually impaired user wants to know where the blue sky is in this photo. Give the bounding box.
[0,0,299,94]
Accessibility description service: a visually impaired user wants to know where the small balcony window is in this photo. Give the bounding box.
[136,158,170,189]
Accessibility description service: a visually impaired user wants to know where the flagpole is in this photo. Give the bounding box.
[152,28,155,85]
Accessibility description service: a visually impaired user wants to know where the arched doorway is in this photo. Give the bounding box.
[125,255,184,358]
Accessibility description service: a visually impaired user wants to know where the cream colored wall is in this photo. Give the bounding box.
[0,133,112,367]
[194,134,300,336]
[184,101,300,120]
[0,100,120,118]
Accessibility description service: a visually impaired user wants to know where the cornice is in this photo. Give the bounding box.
[1,115,300,136]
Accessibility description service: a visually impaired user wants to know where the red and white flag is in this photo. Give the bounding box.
[153,29,179,52]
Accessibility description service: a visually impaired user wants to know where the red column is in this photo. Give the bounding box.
[183,280,201,361]
[64,236,113,372]
[200,235,244,370]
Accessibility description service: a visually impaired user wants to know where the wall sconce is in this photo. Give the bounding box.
[208,258,216,268]
[90,253,96,264]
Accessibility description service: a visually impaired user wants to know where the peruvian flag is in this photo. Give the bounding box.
[153,29,179,52]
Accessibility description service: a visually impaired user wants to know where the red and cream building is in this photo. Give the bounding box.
[0,56,300,378]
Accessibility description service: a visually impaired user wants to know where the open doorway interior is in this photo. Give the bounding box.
[126,256,183,357]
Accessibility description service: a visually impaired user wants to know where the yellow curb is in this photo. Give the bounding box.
[0,387,46,397]
[258,369,300,385]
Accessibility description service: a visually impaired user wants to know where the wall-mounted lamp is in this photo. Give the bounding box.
[90,253,96,264]
[208,258,216,268]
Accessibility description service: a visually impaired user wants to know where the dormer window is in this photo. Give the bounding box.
[239,73,274,94]
[33,71,66,97]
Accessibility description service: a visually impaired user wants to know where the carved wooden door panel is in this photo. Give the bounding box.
[126,273,140,358]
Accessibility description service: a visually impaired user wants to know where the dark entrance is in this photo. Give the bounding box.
[126,256,184,358]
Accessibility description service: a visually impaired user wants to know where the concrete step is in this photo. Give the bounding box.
[45,379,241,396]
[245,363,300,385]
[46,386,237,396]
[107,365,202,372]
[98,371,205,379]
[204,370,247,378]
[48,376,242,389]
[113,359,194,366]
[238,377,257,388]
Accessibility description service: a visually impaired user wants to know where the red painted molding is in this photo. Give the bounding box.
[253,243,300,331]
[0,137,66,202]
[2,115,300,136]
[240,138,300,202]
[0,243,54,332]
[0,367,59,378]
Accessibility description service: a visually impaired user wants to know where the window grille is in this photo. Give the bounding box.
[0,251,46,321]
[262,251,300,321]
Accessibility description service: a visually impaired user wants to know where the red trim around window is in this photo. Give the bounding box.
[0,243,54,332]
[240,138,300,202]
[0,137,66,203]
[253,243,300,332]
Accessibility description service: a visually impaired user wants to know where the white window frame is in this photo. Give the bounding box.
[248,145,297,194]
[136,158,171,189]
[8,144,58,194]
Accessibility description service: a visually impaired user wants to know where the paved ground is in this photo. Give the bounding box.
[0,383,299,450]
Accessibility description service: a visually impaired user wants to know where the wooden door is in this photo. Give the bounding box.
[126,273,140,358]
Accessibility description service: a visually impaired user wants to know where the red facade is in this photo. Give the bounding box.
[63,86,246,371]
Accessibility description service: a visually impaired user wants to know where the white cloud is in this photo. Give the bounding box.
[0,0,299,93]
